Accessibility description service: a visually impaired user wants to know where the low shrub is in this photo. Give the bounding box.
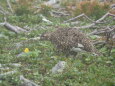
[39,5,52,17]
[8,14,42,25]
[67,1,110,19]
[15,5,33,16]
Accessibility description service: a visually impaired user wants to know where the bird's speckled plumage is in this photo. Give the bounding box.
[40,28,101,56]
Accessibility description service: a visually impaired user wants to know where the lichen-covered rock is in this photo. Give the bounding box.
[51,61,66,74]
[40,28,101,56]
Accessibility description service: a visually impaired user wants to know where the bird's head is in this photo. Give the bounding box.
[40,32,51,41]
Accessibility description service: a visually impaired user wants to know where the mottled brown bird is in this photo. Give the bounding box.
[40,28,101,56]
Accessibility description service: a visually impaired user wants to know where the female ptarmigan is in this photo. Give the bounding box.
[40,28,101,56]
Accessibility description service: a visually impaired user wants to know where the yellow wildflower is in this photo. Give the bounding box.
[24,48,29,53]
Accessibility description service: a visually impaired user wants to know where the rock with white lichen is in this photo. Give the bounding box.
[52,61,66,74]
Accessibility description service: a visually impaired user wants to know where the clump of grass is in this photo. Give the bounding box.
[13,0,35,16]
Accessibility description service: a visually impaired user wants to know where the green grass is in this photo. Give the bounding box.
[0,5,115,86]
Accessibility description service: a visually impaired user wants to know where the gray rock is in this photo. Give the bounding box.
[52,61,66,74]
